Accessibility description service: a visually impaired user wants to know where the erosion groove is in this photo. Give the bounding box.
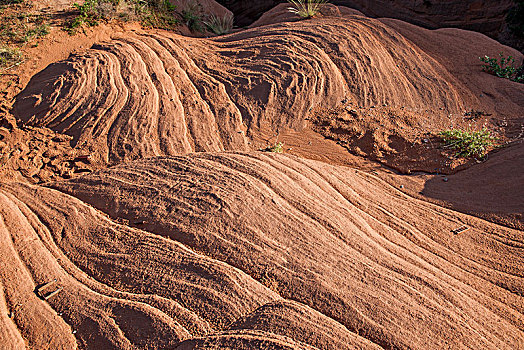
[0,171,380,349]
[2,2,523,349]
[38,152,523,349]
[14,15,495,165]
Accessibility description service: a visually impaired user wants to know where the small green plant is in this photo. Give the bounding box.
[23,23,49,42]
[0,46,22,68]
[68,0,101,33]
[138,0,178,30]
[439,128,495,158]
[479,53,523,83]
[287,0,327,19]
[180,2,203,32]
[204,13,233,35]
[265,142,284,153]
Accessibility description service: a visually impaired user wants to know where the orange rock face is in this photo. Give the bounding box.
[1,3,523,349]
[0,152,521,348]
[13,14,523,169]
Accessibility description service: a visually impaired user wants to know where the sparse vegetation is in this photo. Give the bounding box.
[479,53,523,83]
[68,0,102,32]
[0,46,22,68]
[180,2,204,32]
[265,142,284,153]
[0,0,51,69]
[204,13,233,35]
[67,0,180,34]
[439,128,495,158]
[0,2,51,44]
[287,0,327,19]
[135,0,179,30]
[23,23,50,41]
[66,0,241,34]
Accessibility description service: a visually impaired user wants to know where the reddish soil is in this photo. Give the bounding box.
[0,1,523,349]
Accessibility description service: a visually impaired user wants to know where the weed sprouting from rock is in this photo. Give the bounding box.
[439,128,495,158]
[265,142,284,153]
[204,13,233,35]
[479,53,523,83]
[287,0,328,19]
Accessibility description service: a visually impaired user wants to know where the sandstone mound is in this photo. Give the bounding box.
[3,4,524,348]
[26,152,520,349]
[1,178,377,349]
[13,12,523,172]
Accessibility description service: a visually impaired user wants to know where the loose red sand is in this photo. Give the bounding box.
[0,2,523,349]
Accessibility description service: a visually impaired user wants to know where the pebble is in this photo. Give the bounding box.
[443,177,448,182]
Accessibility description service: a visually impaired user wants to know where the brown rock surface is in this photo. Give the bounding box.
[422,142,524,228]
[334,0,514,38]
[0,158,389,349]
[217,0,520,50]
[1,3,523,349]
[47,152,523,349]
[12,13,523,172]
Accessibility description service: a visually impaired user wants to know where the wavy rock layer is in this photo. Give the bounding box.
[15,14,495,165]
[0,179,377,349]
[41,152,523,349]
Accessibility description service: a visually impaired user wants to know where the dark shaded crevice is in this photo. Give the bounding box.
[216,0,521,52]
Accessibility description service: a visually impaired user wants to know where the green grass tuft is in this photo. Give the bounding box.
[265,142,284,153]
[287,0,328,19]
[180,2,203,32]
[204,13,233,35]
